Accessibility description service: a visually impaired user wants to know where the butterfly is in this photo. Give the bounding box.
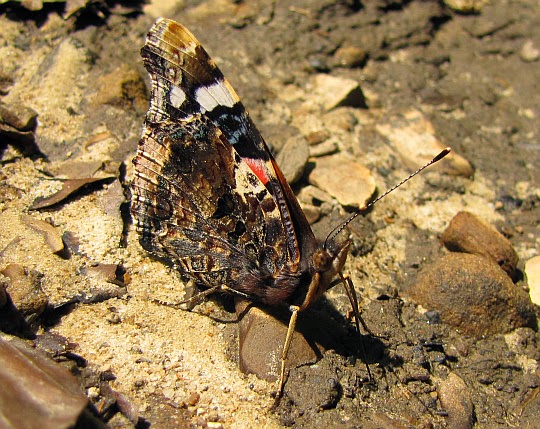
[130,18,449,395]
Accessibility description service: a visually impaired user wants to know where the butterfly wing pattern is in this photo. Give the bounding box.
[131,18,353,392]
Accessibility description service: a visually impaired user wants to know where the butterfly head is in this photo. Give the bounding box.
[295,238,351,311]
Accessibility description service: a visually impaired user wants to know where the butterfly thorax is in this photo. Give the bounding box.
[260,239,350,310]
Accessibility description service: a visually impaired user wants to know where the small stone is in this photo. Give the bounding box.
[520,40,540,62]
[334,46,367,68]
[81,264,126,286]
[443,0,487,13]
[143,0,185,18]
[312,74,367,110]
[235,300,318,382]
[299,203,321,224]
[406,253,536,338]
[437,373,474,429]
[186,391,200,406]
[21,215,65,254]
[309,153,376,208]
[376,109,473,177]
[0,101,38,131]
[309,140,339,157]
[276,135,309,184]
[524,255,540,306]
[1,264,48,319]
[441,211,519,277]
[305,130,330,145]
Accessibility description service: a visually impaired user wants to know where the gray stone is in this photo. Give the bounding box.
[276,135,309,184]
[312,74,367,110]
[376,109,474,177]
[309,153,376,208]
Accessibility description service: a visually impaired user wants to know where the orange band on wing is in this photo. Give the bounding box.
[244,157,270,185]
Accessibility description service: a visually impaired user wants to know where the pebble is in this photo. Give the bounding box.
[235,300,318,382]
[1,264,48,319]
[276,135,309,184]
[0,101,38,131]
[524,255,540,306]
[186,391,200,406]
[333,45,367,68]
[309,153,376,208]
[441,211,519,278]
[376,109,474,177]
[304,129,330,145]
[311,74,367,110]
[0,101,38,150]
[443,0,487,13]
[437,372,474,429]
[406,253,536,338]
[520,40,539,63]
[309,140,339,157]
[20,215,65,255]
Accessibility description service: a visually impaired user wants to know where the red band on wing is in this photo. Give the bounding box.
[244,157,270,186]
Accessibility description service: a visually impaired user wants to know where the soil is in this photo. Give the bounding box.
[0,1,539,428]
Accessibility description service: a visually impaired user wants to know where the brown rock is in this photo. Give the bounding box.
[236,300,318,382]
[441,211,519,277]
[305,130,330,145]
[406,253,536,338]
[334,46,367,68]
[0,101,38,131]
[1,264,48,318]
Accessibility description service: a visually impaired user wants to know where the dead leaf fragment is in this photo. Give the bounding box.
[0,335,88,429]
[30,176,115,210]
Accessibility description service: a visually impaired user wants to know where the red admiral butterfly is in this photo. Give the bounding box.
[131,18,450,395]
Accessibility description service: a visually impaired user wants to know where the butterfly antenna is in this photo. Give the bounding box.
[324,147,451,248]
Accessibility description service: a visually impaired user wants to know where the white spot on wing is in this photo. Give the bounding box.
[195,81,237,112]
[169,85,186,109]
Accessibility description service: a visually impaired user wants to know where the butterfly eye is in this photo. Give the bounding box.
[312,249,333,272]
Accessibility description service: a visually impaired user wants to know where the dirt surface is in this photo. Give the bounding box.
[0,1,539,428]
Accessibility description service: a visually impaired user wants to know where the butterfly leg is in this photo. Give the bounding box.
[339,272,373,335]
[151,284,252,309]
[278,305,300,396]
[339,272,374,382]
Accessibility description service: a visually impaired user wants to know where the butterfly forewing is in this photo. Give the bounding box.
[132,19,326,302]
